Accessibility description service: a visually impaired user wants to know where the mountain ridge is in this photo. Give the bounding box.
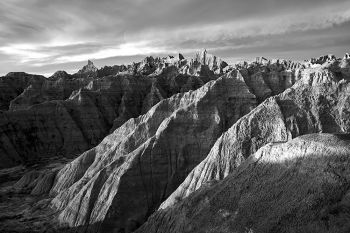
[0,50,349,233]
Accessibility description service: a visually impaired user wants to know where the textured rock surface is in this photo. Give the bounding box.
[160,61,350,209]
[0,159,68,233]
[137,133,350,233]
[75,60,98,78]
[0,72,45,111]
[0,51,306,169]
[9,71,93,111]
[50,71,257,232]
[1,52,350,233]
[239,59,304,102]
[0,71,214,168]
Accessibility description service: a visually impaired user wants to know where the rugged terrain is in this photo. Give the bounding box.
[138,133,350,233]
[0,51,349,233]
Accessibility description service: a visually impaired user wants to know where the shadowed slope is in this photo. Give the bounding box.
[137,133,350,233]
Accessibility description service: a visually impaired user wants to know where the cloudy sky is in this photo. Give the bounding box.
[0,0,350,76]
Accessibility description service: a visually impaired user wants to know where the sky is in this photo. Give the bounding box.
[0,0,350,76]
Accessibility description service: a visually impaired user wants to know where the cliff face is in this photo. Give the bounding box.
[137,133,350,233]
[49,71,257,232]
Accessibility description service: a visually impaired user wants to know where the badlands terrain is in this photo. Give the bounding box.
[0,50,350,233]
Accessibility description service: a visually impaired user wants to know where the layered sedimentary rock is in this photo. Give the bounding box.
[0,71,215,169]
[9,61,117,111]
[97,65,128,77]
[0,72,45,110]
[0,54,228,169]
[137,133,350,233]
[50,71,257,232]
[189,49,228,76]
[1,52,350,233]
[13,163,64,196]
[160,61,350,209]
[0,75,144,168]
[0,51,305,169]
[4,61,98,111]
[132,50,228,78]
[9,71,93,111]
[238,58,304,102]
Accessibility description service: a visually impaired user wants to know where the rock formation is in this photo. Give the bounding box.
[0,52,350,233]
[0,72,215,169]
[0,51,306,169]
[137,133,350,233]
[49,71,257,232]
[0,72,45,110]
[160,62,350,209]
[75,60,98,78]
[191,49,228,75]
[97,65,128,77]
[9,71,93,111]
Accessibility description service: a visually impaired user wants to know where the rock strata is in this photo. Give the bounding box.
[0,71,216,168]
[160,61,350,209]
[137,134,350,233]
[1,52,350,233]
[50,71,257,232]
[0,72,45,110]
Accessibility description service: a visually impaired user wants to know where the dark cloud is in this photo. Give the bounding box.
[0,0,350,75]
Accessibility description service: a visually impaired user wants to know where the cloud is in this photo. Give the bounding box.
[0,0,350,75]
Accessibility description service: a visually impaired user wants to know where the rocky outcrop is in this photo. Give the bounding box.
[124,50,228,78]
[9,71,93,111]
[191,49,228,75]
[160,64,350,209]
[49,71,257,232]
[0,53,233,169]
[8,61,125,111]
[75,60,98,78]
[97,65,127,78]
[137,133,350,233]
[0,72,45,111]
[0,72,216,168]
[310,54,337,64]
[238,59,304,102]
[1,52,350,233]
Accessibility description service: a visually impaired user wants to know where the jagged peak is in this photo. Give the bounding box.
[308,54,337,65]
[192,49,228,71]
[76,60,98,77]
[83,60,97,69]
